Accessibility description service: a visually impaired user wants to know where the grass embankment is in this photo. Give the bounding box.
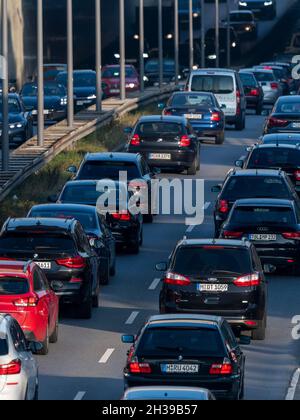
[0,104,158,225]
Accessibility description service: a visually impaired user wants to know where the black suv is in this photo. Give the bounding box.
[122,314,248,400]
[212,169,300,237]
[125,116,201,176]
[220,198,300,273]
[0,218,100,319]
[157,239,267,341]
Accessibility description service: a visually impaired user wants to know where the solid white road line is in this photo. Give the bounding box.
[286,368,300,400]
[186,202,211,233]
[74,392,86,401]
[98,348,115,364]
[125,311,139,325]
[149,278,161,291]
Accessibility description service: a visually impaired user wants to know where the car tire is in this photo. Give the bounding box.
[252,315,267,341]
[256,103,263,116]
[216,132,225,145]
[187,158,197,176]
[239,379,245,401]
[130,235,140,255]
[110,263,116,277]
[49,318,59,344]
[37,325,49,356]
[33,382,39,401]
[100,257,110,286]
[235,114,245,131]
[92,291,100,308]
[79,289,93,320]
[139,229,144,246]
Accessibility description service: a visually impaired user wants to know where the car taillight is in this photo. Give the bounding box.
[112,211,131,221]
[268,117,288,128]
[218,200,229,214]
[294,170,300,181]
[270,82,279,90]
[163,109,172,116]
[56,256,86,269]
[282,232,300,239]
[236,90,241,104]
[179,135,191,147]
[164,272,191,286]
[0,359,21,376]
[130,134,141,146]
[250,88,260,96]
[233,273,261,287]
[210,361,233,375]
[13,294,39,307]
[211,112,221,122]
[129,362,152,374]
[223,231,243,239]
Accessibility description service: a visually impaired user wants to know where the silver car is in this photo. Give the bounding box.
[0,314,39,400]
[122,386,216,400]
[250,68,283,104]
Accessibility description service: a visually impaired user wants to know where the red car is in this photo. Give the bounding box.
[102,65,140,97]
[0,261,59,355]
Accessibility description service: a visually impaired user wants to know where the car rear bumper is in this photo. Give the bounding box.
[111,226,139,245]
[142,150,196,170]
[192,124,224,138]
[246,96,260,107]
[263,92,278,104]
[32,109,67,122]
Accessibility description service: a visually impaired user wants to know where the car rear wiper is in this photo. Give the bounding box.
[211,270,241,275]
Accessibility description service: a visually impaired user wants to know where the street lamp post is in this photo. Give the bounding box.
[158,0,163,90]
[67,0,74,128]
[139,0,145,93]
[201,0,205,68]
[189,0,194,71]
[1,0,9,170]
[215,0,219,68]
[226,0,231,68]
[174,0,179,85]
[37,0,44,147]
[119,0,126,101]
[95,0,102,112]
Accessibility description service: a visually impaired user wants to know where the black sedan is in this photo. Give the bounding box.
[261,133,300,146]
[239,71,264,115]
[228,11,257,40]
[27,203,116,285]
[205,27,240,66]
[144,59,179,86]
[264,96,300,135]
[122,314,248,400]
[20,81,68,123]
[239,0,277,20]
[161,92,225,144]
[220,198,300,272]
[0,94,33,147]
[125,116,201,175]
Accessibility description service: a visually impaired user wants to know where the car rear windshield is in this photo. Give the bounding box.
[223,176,290,200]
[136,327,225,358]
[191,75,234,94]
[30,210,98,231]
[275,101,300,114]
[170,93,214,107]
[137,122,184,136]
[172,246,252,275]
[253,71,275,82]
[0,338,8,356]
[248,149,300,169]
[0,277,29,295]
[230,13,253,22]
[230,206,296,226]
[78,161,141,180]
[0,234,76,254]
[102,67,136,78]
[240,73,257,88]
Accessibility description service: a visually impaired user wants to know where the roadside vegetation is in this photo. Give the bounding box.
[0,104,158,225]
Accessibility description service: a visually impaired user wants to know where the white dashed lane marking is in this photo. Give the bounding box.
[125,311,139,325]
[98,348,115,364]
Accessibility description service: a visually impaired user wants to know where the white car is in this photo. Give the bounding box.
[122,386,216,400]
[0,314,40,400]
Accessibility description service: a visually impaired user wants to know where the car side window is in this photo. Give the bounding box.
[77,224,91,254]
[221,322,237,350]
[39,269,50,291]
[140,158,150,176]
[10,322,27,353]
[33,270,43,292]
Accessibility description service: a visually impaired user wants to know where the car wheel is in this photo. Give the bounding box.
[100,257,110,286]
[235,114,244,131]
[79,289,93,319]
[252,315,267,341]
[110,262,116,277]
[49,317,59,344]
[92,290,100,308]
[130,235,140,254]
[256,103,263,116]
[33,381,39,401]
[187,158,197,176]
[216,132,225,145]
[139,229,144,246]
[37,325,49,356]
[144,214,153,223]
[239,379,245,401]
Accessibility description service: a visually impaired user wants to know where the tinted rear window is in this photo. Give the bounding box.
[191,75,234,94]
[170,93,214,107]
[223,176,290,200]
[137,327,225,358]
[137,122,184,136]
[0,277,29,295]
[172,246,252,275]
[230,206,296,226]
[276,101,300,114]
[240,73,257,88]
[253,72,274,82]
[30,210,98,231]
[78,161,140,181]
[248,149,300,168]
[0,338,8,356]
[230,13,253,22]
[0,234,76,254]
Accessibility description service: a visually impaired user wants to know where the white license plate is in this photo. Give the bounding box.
[77,100,91,106]
[249,234,277,241]
[149,153,171,160]
[198,284,228,292]
[161,364,199,374]
[292,123,300,128]
[36,262,52,270]
[110,89,120,93]
[184,114,202,120]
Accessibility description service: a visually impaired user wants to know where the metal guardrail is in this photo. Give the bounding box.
[0,86,176,202]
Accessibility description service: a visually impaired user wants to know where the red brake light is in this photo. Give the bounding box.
[294,170,300,181]
[13,294,39,307]
[233,273,261,287]
[163,109,172,116]
[223,231,243,239]
[179,135,191,147]
[164,272,191,286]
[130,134,140,146]
[282,232,300,239]
[236,90,241,103]
[210,361,233,375]
[56,256,86,269]
[0,359,21,376]
[112,211,131,221]
[129,362,152,374]
[270,82,279,90]
[267,117,288,128]
[250,88,259,96]
[211,112,221,122]
[218,200,229,214]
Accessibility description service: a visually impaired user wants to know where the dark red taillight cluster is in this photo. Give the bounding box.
[56,256,86,269]
[130,134,141,146]
[267,117,289,128]
[209,361,233,375]
[179,135,191,147]
[233,273,261,287]
[0,359,21,376]
[218,200,229,214]
[112,211,131,221]
[163,272,191,286]
[129,362,152,374]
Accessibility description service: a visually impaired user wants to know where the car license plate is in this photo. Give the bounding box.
[184,114,202,120]
[292,123,300,128]
[149,153,171,160]
[36,262,52,270]
[197,284,228,292]
[249,234,277,241]
[161,364,199,374]
[110,89,120,93]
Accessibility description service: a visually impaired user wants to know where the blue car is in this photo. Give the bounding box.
[20,81,67,123]
[162,91,225,144]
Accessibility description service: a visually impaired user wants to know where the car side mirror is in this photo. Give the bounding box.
[27,341,44,354]
[239,335,251,346]
[246,146,253,152]
[50,281,64,292]
[156,262,168,271]
[264,264,276,274]
[67,165,77,174]
[122,335,135,344]
[89,238,104,249]
[48,194,58,203]
[211,185,222,193]
[157,103,165,110]
[235,160,244,168]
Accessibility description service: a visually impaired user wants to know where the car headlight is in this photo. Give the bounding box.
[239,1,247,6]
[264,1,273,6]
[126,83,136,89]
[87,94,97,100]
[143,76,149,82]
[232,42,237,48]
[9,123,23,129]
[60,97,67,105]
[245,26,251,31]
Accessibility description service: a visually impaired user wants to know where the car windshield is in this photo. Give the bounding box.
[22,84,66,97]
[0,277,29,296]
[223,176,290,200]
[137,327,225,358]
[145,61,175,73]
[172,246,252,276]
[230,206,296,226]
[263,139,300,146]
[102,67,136,78]
[137,122,184,136]
[60,185,124,207]
[0,338,8,356]
[253,71,275,82]
[276,102,300,114]
[0,98,21,113]
[170,93,214,107]
[230,13,253,22]
[78,162,141,181]
[0,234,76,254]
[191,75,234,94]
[30,210,98,231]
[240,73,257,88]
[56,72,96,87]
[248,149,300,169]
